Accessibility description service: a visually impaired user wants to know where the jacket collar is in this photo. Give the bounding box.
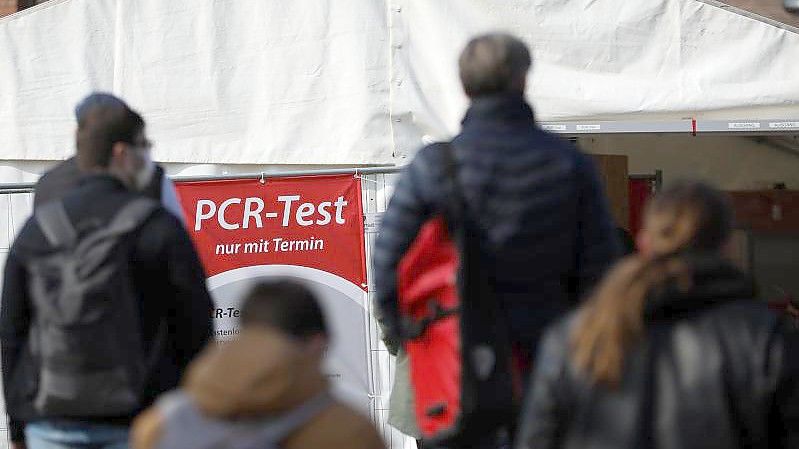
[645,253,755,321]
[461,93,535,127]
[79,173,128,191]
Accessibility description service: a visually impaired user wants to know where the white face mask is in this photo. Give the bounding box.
[134,150,156,191]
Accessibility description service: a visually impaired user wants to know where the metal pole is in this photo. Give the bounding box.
[172,166,403,183]
[0,165,405,193]
[0,183,35,191]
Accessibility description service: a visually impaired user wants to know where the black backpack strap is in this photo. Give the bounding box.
[434,142,465,235]
[35,201,77,248]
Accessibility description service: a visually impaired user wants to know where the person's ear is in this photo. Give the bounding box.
[107,142,136,189]
[111,141,128,165]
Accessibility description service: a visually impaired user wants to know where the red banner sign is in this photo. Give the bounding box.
[175,175,367,289]
[175,174,371,413]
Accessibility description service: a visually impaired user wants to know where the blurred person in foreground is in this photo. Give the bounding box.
[516,181,799,449]
[132,281,386,449]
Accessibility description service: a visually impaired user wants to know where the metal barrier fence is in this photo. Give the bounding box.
[0,189,34,449]
[0,168,414,449]
[360,171,414,449]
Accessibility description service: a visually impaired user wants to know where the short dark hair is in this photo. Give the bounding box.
[75,93,144,171]
[240,280,328,339]
[646,180,734,253]
[459,33,531,98]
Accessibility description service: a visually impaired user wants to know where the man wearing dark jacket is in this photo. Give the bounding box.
[373,34,619,441]
[34,93,185,222]
[375,32,618,363]
[373,34,618,445]
[1,96,213,449]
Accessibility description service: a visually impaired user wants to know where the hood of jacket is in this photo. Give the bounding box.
[644,252,756,321]
[182,327,328,419]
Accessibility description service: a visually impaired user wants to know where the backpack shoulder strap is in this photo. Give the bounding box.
[156,390,193,420]
[35,200,77,248]
[75,198,159,253]
[106,197,160,236]
[435,141,468,239]
[241,391,333,448]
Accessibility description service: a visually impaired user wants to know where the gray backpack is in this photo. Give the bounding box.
[155,391,333,449]
[29,198,158,416]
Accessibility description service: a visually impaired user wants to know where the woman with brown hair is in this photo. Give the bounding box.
[516,181,799,449]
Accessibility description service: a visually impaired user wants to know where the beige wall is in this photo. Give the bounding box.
[577,133,799,301]
[577,134,799,190]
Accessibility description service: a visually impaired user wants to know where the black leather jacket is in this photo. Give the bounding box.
[516,256,799,449]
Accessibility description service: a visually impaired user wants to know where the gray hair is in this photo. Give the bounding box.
[458,33,531,98]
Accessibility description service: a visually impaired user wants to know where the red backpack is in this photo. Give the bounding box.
[396,143,516,446]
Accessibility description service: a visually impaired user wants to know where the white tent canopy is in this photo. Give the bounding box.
[0,0,798,166]
[1,3,799,448]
